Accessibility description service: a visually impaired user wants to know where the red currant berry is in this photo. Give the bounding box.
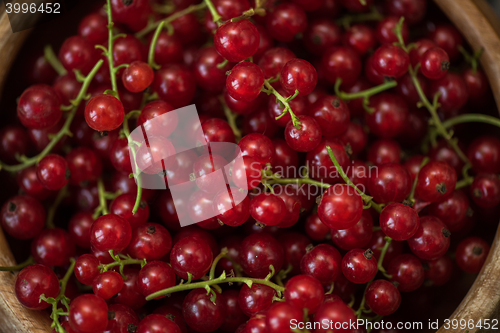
[285,274,325,314]
[215,19,260,63]
[266,3,307,42]
[285,115,322,152]
[15,264,59,310]
[420,47,450,80]
[364,279,401,316]
[387,253,425,292]
[232,155,262,190]
[342,24,376,56]
[239,232,284,278]
[427,190,469,232]
[318,184,363,230]
[59,36,95,74]
[107,304,139,333]
[122,61,154,93]
[314,301,357,333]
[309,96,350,138]
[470,173,500,208]
[467,135,500,174]
[321,46,361,86]
[379,203,419,241]
[300,244,342,285]
[136,314,182,333]
[36,154,70,190]
[149,31,183,66]
[69,294,108,333]
[137,100,178,138]
[17,85,62,129]
[304,19,342,55]
[135,136,176,175]
[280,59,317,96]
[415,161,456,202]
[137,261,176,299]
[429,72,469,113]
[306,138,349,184]
[341,248,378,284]
[112,268,147,310]
[213,187,250,227]
[0,125,29,164]
[249,192,285,227]
[367,139,401,165]
[110,193,149,229]
[68,212,93,249]
[455,237,490,274]
[170,236,213,280]
[268,89,308,127]
[376,16,409,44]
[368,162,412,204]
[152,65,196,108]
[238,133,275,165]
[93,271,124,299]
[85,94,125,132]
[385,0,427,25]
[31,228,75,266]
[265,302,304,332]
[226,62,265,102]
[78,13,108,44]
[331,211,373,250]
[127,223,172,260]
[257,46,296,80]
[17,166,51,201]
[1,195,45,240]
[372,44,410,79]
[238,283,276,317]
[407,216,451,261]
[410,38,436,66]
[194,46,234,93]
[90,213,132,253]
[463,68,490,103]
[366,93,409,139]
[183,288,226,333]
[428,24,463,60]
[74,254,100,285]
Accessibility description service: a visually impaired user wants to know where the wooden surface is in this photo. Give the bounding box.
[0,1,500,333]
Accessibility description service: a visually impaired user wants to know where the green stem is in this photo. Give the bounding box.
[46,185,68,229]
[136,2,208,39]
[101,258,146,272]
[145,273,285,300]
[336,6,383,29]
[122,111,143,214]
[44,45,67,76]
[326,146,383,213]
[266,177,331,189]
[377,236,392,276]
[455,177,474,190]
[0,60,103,172]
[209,250,229,280]
[220,96,242,142]
[0,256,35,271]
[94,178,109,219]
[105,0,120,96]
[442,114,500,130]
[148,21,165,70]
[262,80,301,129]
[407,157,429,203]
[335,79,397,101]
[204,0,222,26]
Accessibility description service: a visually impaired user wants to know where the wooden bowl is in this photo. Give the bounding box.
[1,1,500,332]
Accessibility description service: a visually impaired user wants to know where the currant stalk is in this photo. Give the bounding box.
[40,258,76,333]
[122,110,143,214]
[44,45,67,76]
[442,113,500,130]
[219,96,242,142]
[394,17,469,165]
[407,157,429,204]
[204,0,222,26]
[100,251,146,278]
[46,185,69,229]
[335,79,398,113]
[0,256,35,272]
[148,21,165,70]
[0,59,104,172]
[336,6,383,29]
[262,80,302,129]
[93,178,110,219]
[136,2,208,39]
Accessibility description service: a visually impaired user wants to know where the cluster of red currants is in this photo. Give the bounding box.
[1,0,500,332]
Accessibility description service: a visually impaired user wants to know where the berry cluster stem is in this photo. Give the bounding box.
[335,78,397,113]
[46,185,69,229]
[101,251,146,278]
[220,96,242,142]
[407,157,429,204]
[93,178,110,219]
[104,0,122,96]
[336,6,383,29]
[122,111,143,214]
[136,2,208,39]
[0,60,104,172]
[44,45,67,76]
[204,0,222,26]
[262,80,302,129]
[442,113,500,130]
[0,256,35,272]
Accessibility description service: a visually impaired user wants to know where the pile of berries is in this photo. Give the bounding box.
[1,0,500,332]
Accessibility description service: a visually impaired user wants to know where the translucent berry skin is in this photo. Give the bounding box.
[265,301,304,332]
[31,228,75,267]
[152,65,196,108]
[170,236,213,280]
[66,147,102,185]
[249,193,285,227]
[92,271,124,299]
[194,47,234,93]
[364,279,401,316]
[213,187,250,227]
[376,16,409,44]
[17,166,50,201]
[226,62,265,102]
[110,194,148,230]
[387,254,425,292]
[136,314,182,333]
[78,13,108,44]
[366,93,409,139]
[266,3,307,42]
[232,155,262,190]
[321,46,362,86]
[304,19,342,55]
[372,44,410,78]
[69,294,109,333]
[258,47,296,80]
[341,248,378,284]
[284,274,325,314]
[407,216,451,261]
[455,237,490,274]
[85,94,125,132]
[239,233,285,278]
[331,211,373,250]
[429,72,469,113]
[467,136,500,174]
[17,84,62,129]
[386,0,427,25]
[317,184,363,230]
[126,223,173,261]
[238,283,276,316]
[36,154,69,190]
[106,304,140,333]
[313,300,357,333]
[122,61,154,93]
[74,254,100,285]
[137,100,178,138]
[135,136,176,175]
[238,133,275,166]
[309,96,350,138]
[58,36,95,74]
[285,115,322,153]
[215,19,260,63]
[420,47,450,80]
[280,59,318,96]
[15,264,59,310]
[1,195,45,240]
[470,173,500,208]
[427,190,469,232]
[183,289,226,333]
[0,125,30,164]
[379,203,420,241]
[90,214,132,253]
[112,268,147,310]
[367,162,412,204]
[416,161,457,203]
[137,261,176,299]
[300,244,342,285]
